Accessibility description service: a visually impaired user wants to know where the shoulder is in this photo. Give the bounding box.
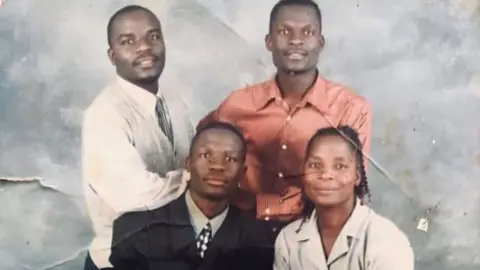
[274,218,303,249]
[217,79,272,110]
[83,83,129,126]
[112,206,169,246]
[366,210,413,255]
[321,77,370,109]
[369,211,410,243]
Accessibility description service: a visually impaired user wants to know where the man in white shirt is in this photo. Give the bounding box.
[81,5,194,270]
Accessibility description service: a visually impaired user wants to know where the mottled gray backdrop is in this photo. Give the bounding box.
[1,0,479,269]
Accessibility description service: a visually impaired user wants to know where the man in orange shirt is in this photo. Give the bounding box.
[198,0,372,239]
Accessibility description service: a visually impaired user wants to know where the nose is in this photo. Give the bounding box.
[288,32,304,46]
[319,169,334,180]
[208,157,226,172]
[136,39,152,53]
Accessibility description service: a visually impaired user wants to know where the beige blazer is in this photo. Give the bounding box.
[274,201,414,270]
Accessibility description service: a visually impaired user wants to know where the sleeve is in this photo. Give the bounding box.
[366,221,415,270]
[109,235,141,270]
[273,230,291,270]
[339,100,372,170]
[109,216,145,270]
[82,108,188,214]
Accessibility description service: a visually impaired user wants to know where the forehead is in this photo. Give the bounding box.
[111,10,161,36]
[274,4,320,28]
[194,129,242,151]
[309,135,354,158]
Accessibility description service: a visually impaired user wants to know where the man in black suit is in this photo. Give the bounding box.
[109,121,274,270]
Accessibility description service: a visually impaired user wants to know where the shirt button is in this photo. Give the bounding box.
[265,208,271,214]
[286,116,292,122]
[281,144,287,150]
[265,216,270,221]
[278,172,284,178]
[272,227,277,232]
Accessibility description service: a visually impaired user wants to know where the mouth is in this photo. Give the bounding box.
[285,50,307,60]
[314,187,339,193]
[134,56,157,68]
[204,177,227,187]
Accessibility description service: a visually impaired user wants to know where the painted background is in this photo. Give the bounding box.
[1,0,479,269]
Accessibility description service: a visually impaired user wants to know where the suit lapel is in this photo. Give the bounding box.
[200,207,242,269]
[160,193,197,255]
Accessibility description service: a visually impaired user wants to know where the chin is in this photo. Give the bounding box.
[134,74,161,84]
[281,65,311,75]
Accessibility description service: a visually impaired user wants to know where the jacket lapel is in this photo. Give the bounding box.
[199,207,241,269]
[160,192,197,255]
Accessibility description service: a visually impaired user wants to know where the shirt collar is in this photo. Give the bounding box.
[253,72,330,113]
[116,75,159,113]
[295,198,371,241]
[185,189,229,237]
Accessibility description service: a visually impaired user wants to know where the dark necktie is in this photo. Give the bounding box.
[155,96,174,146]
[196,222,212,258]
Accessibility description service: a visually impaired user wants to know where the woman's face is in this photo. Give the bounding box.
[303,135,359,207]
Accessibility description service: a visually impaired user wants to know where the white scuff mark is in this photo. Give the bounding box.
[0,176,61,192]
[19,246,88,270]
[417,217,429,232]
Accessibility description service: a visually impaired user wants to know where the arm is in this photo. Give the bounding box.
[273,230,291,270]
[82,108,187,214]
[109,236,141,270]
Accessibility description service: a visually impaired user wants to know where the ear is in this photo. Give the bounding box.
[107,48,115,65]
[236,165,247,188]
[185,156,191,173]
[265,33,273,52]
[319,34,326,52]
[355,170,361,186]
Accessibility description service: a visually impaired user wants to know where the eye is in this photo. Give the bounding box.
[120,38,134,45]
[199,153,209,158]
[304,29,314,36]
[308,162,320,168]
[278,29,289,35]
[335,164,347,170]
[151,33,161,40]
[226,156,237,162]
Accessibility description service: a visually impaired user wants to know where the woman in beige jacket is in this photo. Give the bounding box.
[274,126,414,270]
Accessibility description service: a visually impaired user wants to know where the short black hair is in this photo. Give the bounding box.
[189,121,247,160]
[269,0,322,33]
[302,126,371,219]
[106,5,157,47]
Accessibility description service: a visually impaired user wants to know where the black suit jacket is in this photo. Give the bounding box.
[109,193,274,270]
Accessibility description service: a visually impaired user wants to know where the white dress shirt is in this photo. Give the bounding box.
[274,200,414,270]
[82,76,194,268]
[185,189,229,237]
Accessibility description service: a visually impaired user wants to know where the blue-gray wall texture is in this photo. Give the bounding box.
[1,0,479,269]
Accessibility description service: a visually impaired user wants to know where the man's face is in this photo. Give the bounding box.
[187,129,245,201]
[266,5,324,74]
[108,10,166,85]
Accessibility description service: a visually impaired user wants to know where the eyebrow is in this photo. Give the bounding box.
[116,28,161,40]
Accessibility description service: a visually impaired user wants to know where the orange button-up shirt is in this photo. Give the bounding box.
[198,75,372,221]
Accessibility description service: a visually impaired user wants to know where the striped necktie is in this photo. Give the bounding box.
[155,96,174,146]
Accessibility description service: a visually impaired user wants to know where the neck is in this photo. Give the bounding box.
[315,197,356,235]
[190,190,228,219]
[134,81,159,95]
[276,68,318,99]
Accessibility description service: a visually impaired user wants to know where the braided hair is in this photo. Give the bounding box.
[301,125,371,220]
